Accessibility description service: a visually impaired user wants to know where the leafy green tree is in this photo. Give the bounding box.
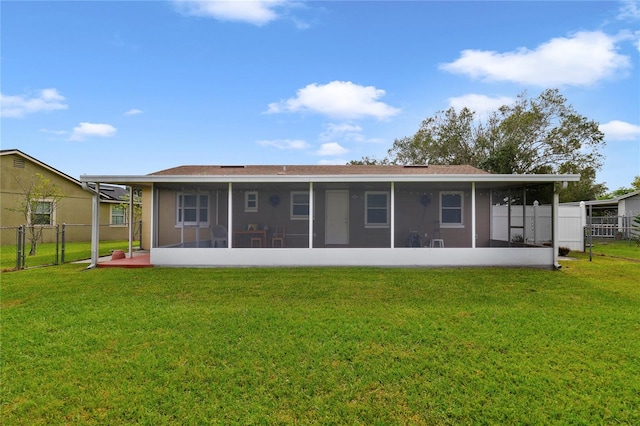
[358,89,607,201]
[600,176,640,199]
[9,173,66,255]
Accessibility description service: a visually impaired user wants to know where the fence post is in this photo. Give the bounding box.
[16,226,23,270]
[61,223,66,264]
[55,224,60,265]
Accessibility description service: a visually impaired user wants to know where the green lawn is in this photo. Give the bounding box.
[587,239,640,260]
[2,259,639,424]
[1,240,140,270]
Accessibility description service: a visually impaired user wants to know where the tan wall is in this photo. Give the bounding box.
[1,153,133,243]
[141,186,152,250]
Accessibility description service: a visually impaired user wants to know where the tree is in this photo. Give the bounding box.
[362,89,607,201]
[9,173,66,255]
[600,175,640,199]
[115,187,143,238]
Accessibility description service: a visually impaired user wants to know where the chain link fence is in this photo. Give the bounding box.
[583,217,640,260]
[1,221,142,271]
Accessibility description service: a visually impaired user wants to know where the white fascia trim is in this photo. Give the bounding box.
[80,174,581,185]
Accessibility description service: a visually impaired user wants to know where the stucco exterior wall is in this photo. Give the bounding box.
[1,153,131,242]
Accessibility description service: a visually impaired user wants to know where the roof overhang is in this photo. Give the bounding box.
[80,173,580,185]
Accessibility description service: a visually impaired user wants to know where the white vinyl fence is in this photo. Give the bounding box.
[558,204,587,251]
[491,202,586,251]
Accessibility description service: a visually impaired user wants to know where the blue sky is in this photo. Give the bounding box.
[2,0,639,192]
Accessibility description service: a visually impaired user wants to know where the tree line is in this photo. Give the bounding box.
[351,89,637,202]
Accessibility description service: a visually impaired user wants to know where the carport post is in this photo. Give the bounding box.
[81,182,101,268]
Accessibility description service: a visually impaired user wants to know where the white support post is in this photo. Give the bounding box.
[533,200,539,245]
[128,186,134,258]
[90,183,100,268]
[308,182,314,248]
[579,201,586,251]
[471,181,476,249]
[228,182,233,248]
[553,192,560,268]
[390,181,395,248]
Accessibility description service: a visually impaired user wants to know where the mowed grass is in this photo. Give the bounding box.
[0,240,139,270]
[587,239,640,260]
[2,259,639,424]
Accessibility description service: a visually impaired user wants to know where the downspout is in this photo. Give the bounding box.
[81,182,100,269]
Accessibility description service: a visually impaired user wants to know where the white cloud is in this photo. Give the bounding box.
[440,31,631,86]
[0,88,68,118]
[315,142,349,156]
[69,122,117,141]
[447,94,514,118]
[257,138,309,150]
[125,108,144,116]
[266,81,401,120]
[172,0,291,25]
[599,120,640,141]
[617,0,640,20]
[319,123,364,143]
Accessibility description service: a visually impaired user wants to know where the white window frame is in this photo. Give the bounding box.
[245,191,258,212]
[440,191,464,228]
[365,191,390,228]
[30,200,55,226]
[290,191,310,220]
[176,193,210,227]
[110,205,127,226]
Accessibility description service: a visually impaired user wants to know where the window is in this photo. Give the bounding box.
[111,205,126,225]
[245,191,258,212]
[365,191,389,227]
[440,191,463,227]
[32,201,53,225]
[177,193,209,226]
[290,191,310,219]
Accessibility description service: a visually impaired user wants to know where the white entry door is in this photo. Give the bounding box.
[325,190,349,245]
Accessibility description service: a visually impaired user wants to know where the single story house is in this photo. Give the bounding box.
[563,190,640,239]
[0,149,135,243]
[80,164,579,268]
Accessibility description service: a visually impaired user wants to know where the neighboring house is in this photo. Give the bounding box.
[563,190,640,240]
[80,164,579,268]
[0,149,135,243]
[582,190,640,218]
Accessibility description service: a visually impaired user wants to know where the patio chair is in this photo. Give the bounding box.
[211,224,228,248]
[407,229,422,247]
[271,226,286,248]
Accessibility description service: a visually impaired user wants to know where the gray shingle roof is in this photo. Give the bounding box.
[149,164,490,176]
